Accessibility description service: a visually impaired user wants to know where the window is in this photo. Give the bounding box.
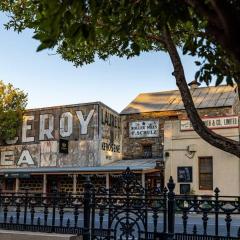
[143,145,152,158]
[199,157,213,190]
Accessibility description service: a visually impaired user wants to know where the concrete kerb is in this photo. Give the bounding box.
[0,230,82,240]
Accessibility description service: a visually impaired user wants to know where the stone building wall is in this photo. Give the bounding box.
[19,175,43,192]
[121,106,234,160]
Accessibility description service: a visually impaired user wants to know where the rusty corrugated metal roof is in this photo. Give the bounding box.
[120,85,238,115]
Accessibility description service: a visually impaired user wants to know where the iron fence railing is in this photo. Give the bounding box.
[0,168,239,240]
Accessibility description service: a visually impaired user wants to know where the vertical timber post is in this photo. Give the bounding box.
[83,176,92,240]
[141,172,145,188]
[15,178,20,192]
[167,176,175,239]
[106,173,110,189]
[43,174,47,194]
[73,174,77,195]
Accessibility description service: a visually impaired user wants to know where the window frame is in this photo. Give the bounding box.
[198,156,213,190]
[142,144,153,159]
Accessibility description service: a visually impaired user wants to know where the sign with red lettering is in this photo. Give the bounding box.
[180,116,239,131]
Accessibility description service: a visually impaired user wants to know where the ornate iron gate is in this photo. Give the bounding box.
[90,168,168,239]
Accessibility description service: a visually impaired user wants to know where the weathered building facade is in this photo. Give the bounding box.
[0,84,239,196]
[120,85,240,195]
[0,102,123,193]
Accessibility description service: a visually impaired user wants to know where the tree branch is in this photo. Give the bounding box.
[146,34,165,44]
[163,25,240,158]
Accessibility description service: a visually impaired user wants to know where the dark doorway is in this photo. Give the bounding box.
[5,178,15,191]
[47,176,59,193]
[143,144,152,158]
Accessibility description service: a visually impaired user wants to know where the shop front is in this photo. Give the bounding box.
[0,102,122,192]
[0,157,161,193]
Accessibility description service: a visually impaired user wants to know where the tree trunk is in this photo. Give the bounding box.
[163,26,240,158]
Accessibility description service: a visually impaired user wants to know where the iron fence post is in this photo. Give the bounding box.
[214,187,220,236]
[23,187,29,229]
[163,187,168,234]
[83,176,92,240]
[167,176,175,239]
[0,186,2,213]
[51,185,58,233]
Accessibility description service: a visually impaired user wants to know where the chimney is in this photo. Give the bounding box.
[188,80,201,89]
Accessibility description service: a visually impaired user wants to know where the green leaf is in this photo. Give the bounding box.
[215,75,224,86]
[36,43,48,51]
[195,70,200,80]
[226,76,234,87]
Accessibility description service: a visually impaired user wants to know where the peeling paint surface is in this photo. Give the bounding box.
[0,103,122,169]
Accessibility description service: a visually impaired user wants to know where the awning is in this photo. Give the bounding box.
[0,159,162,175]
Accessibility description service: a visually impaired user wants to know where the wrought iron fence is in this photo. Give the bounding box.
[0,168,239,240]
[0,189,84,235]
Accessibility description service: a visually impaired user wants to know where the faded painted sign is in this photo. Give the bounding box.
[180,115,239,131]
[100,107,122,162]
[0,103,122,169]
[129,120,159,138]
[0,104,99,168]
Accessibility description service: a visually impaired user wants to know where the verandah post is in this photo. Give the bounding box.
[167,176,176,239]
[83,176,92,240]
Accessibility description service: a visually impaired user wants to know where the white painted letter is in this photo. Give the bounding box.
[22,115,35,142]
[1,151,14,166]
[76,109,94,135]
[60,112,73,137]
[17,150,34,166]
[39,114,54,140]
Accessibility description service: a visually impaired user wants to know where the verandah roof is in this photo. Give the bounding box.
[0,159,160,175]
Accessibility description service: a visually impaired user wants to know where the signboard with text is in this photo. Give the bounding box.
[180,116,239,131]
[129,120,159,138]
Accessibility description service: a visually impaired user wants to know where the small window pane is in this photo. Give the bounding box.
[199,158,212,173]
[199,157,213,190]
[143,145,152,158]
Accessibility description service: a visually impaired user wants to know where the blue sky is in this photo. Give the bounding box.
[0,13,199,112]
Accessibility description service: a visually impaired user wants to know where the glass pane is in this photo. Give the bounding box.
[199,157,212,173]
[143,145,152,158]
[199,174,213,190]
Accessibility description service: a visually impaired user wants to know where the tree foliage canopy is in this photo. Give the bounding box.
[0,0,239,156]
[0,80,27,143]
[1,0,239,87]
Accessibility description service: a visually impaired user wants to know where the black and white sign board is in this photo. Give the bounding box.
[129,120,159,138]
